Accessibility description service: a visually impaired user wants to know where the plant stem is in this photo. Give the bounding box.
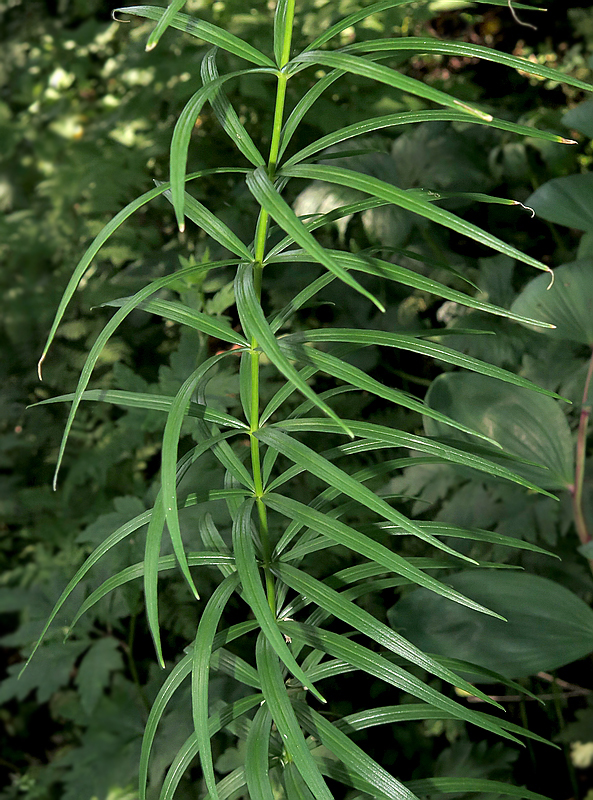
[571,347,593,571]
[248,0,296,614]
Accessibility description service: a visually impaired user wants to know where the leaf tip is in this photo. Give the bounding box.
[179,222,186,233]
[37,353,46,381]
[146,40,157,52]
[546,269,555,290]
[561,137,579,145]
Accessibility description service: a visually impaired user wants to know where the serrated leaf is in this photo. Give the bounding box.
[76,638,124,715]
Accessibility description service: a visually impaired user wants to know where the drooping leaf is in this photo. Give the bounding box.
[387,571,593,679]
[423,372,574,490]
[511,260,593,345]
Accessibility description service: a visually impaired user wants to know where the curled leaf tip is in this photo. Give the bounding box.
[146,41,157,52]
[514,201,535,218]
[562,138,579,145]
[111,9,130,22]
[546,269,555,290]
[37,354,45,381]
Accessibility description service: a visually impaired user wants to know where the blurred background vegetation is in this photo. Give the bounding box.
[1,0,593,798]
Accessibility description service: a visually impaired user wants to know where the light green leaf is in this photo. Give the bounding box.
[192,573,241,800]
[235,262,352,435]
[423,372,574,490]
[511,260,593,345]
[232,499,325,702]
[118,5,276,66]
[292,699,418,800]
[255,636,333,800]
[144,0,187,50]
[288,51,493,121]
[246,167,384,311]
[33,389,247,429]
[245,705,276,800]
[281,164,552,275]
[201,49,266,167]
[285,110,572,169]
[388,571,593,679]
[345,38,592,93]
[103,295,248,346]
[265,493,503,618]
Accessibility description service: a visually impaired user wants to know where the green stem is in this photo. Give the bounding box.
[247,0,296,614]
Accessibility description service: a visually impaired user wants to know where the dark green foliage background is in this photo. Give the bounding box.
[1,0,593,798]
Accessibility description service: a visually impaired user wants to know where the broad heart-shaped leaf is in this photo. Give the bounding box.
[526,174,593,232]
[511,260,593,346]
[423,373,574,490]
[563,99,593,139]
[387,571,593,680]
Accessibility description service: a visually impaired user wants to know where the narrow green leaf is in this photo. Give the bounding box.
[201,49,266,167]
[278,339,508,443]
[281,165,552,275]
[268,249,555,328]
[284,761,316,800]
[50,258,239,487]
[272,562,498,702]
[193,573,241,800]
[245,705,276,800]
[245,167,385,312]
[104,295,248,346]
[70,552,236,631]
[345,37,593,93]
[160,696,262,800]
[279,622,520,744]
[292,699,419,800]
[118,5,276,66]
[232,499,325,702]
[272,419,556,497]
[305,0,412,52]
[405,778,549,800]
[255,636,334,800]
[259,428,482,563]
[235,262,352,435]
[289,328,563,399]
[285,109,574,168]
[289,51,493,121]
[210,647,262,688]
[168,70,275,229]
[201,767,248,800]
[34,389,247,429]
[273,0,293,66]
[144,0,187,50]
[38,175,242,381]
[265,494,504,618]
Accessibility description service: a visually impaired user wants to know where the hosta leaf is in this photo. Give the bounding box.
[201,49,266,167]
[104,296,248,346]
[526,174,593,232]
[345,38,593,93]
[511,260,593,345]
[232,499,325,702]
[284,110,573,168]
[118,5,276,66]
[288,51,493,121]
[563,98,593,138]
[292,700,418,800]
[423,373,574,490]
[281,164,552,275]
[255,636,333,800]
[387,571,593,679]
